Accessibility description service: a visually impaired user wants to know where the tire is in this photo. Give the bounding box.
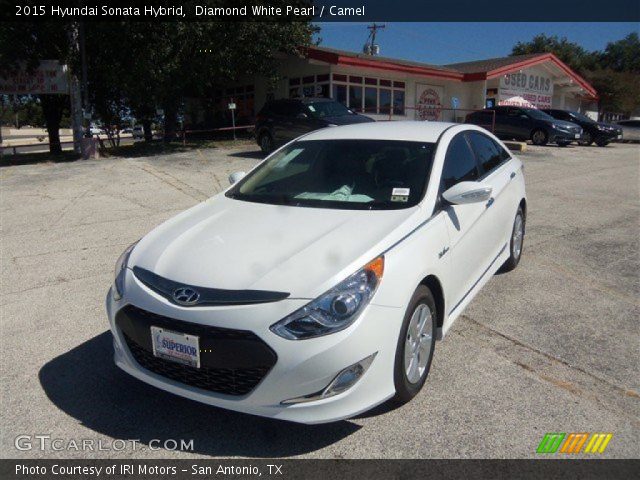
[500,206,525,273]
[392,285,437,404]
[258,131,274,154]
[578,131,593,146]
[531,129,548,146]
[595,138,609,147]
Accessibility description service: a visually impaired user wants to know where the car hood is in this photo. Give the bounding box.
[321,114,375,125]
[130,195,421,299]
[551,119,581,130]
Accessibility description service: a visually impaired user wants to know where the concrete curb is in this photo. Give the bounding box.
[504,141,527,152]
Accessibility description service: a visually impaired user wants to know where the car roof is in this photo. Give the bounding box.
[300,121,461,143]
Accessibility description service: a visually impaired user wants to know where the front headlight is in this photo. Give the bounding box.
[270,256,384,340]
[112,241,138,300]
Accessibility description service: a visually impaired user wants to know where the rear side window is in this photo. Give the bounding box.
[467,132,510,175]
[441,133,479,190]
[282,102,303,117]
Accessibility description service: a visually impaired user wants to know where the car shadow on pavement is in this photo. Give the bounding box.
[227,150,265,160]
[38,332,361,457]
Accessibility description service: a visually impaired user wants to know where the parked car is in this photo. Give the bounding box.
[542,109,622,147]
[88,125,104,136]
[132,125,144,138]
[255,97,374,153]
[465,106,582,146]
[107,121,527,424]
[121,127,133,134]
[617,119,640,142]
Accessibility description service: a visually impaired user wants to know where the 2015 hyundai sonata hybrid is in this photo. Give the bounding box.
[106,121,526,424]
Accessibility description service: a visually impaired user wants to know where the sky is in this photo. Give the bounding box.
[314,23,639,65]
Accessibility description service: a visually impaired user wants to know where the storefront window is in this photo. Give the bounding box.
[349,85,363,112]
[331,73,406,116]
[393,90,405,115]
[364,87,377,114]
[379,89,391,114]
[317,83,330,98]
[333,84,347,105]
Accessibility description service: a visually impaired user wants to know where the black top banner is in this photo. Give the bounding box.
[1,0,639,22]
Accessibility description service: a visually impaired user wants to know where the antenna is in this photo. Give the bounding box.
[363,23,385,56]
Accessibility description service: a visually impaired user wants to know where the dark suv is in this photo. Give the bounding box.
[465,106,582,146]
[542,109,622,147]
[255,98,374,153]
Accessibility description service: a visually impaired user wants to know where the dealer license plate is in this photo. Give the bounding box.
[574,134,580,139]
[151,326,200,368]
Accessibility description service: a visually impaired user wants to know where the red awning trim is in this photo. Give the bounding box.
[464,53,598,99]
[305,47,464,81]
[303,47,598,99]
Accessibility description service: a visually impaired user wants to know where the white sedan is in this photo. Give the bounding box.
[106,121,526,424]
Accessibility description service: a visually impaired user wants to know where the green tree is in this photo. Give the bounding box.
[511,33,640,115]
[511,34,598,74]
[1,3,315,150]
[599,32,640,73]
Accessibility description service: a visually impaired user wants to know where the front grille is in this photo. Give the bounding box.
[116,305,276,396]
[123,333,271,395]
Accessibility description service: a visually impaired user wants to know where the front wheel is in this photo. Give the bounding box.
[531,129,548,146]
[595,138,609,147]
[393,286,436,404]
[500,206,525,272]
[578,131,593,146]
[258,131,274,154]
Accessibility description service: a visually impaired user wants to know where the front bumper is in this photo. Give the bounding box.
[106,269,402,424]
[550,129,581,143]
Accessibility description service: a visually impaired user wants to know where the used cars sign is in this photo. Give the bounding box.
[499,71,553,109]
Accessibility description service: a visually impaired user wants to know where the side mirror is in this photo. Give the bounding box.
[442,181,492,205]
[228,171,246,185]
[296,113,308,119]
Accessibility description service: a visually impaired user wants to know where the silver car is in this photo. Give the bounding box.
[617,120,640,142]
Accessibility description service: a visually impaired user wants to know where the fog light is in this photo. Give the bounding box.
[281,353,377,405]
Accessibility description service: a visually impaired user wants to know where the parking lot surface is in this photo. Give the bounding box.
[1,142,638,458]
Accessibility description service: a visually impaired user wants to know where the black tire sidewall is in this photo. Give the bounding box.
[531,129,548,146]
[259,131,273,153]
[501,206,525,272]
[393,285,437,404]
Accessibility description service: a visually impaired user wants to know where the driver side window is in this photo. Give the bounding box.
[441,133,480,191]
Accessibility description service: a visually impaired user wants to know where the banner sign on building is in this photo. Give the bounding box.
[0,60,69,95]
[498,71,553,109]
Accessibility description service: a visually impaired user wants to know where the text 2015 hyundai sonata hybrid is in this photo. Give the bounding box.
[106,121,526,424]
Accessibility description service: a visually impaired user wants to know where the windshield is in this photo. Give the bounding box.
[570,111,596,123]
[227,140,435,210]
[305,101,351,118]
[526,109,556,121]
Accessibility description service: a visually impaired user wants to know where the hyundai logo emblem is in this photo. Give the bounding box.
[172,287,200,306]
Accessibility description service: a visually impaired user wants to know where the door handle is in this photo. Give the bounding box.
[486,197,495,207]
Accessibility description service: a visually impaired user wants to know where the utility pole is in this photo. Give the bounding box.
[79,21,89,128]
[364,23,385,55]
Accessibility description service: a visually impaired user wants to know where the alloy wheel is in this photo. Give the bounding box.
[512,213,524,259]
[403,304,433,384]
[260,134,272,153]
[532,130,546,145]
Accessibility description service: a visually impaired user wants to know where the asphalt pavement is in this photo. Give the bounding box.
[0,141,638,459]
